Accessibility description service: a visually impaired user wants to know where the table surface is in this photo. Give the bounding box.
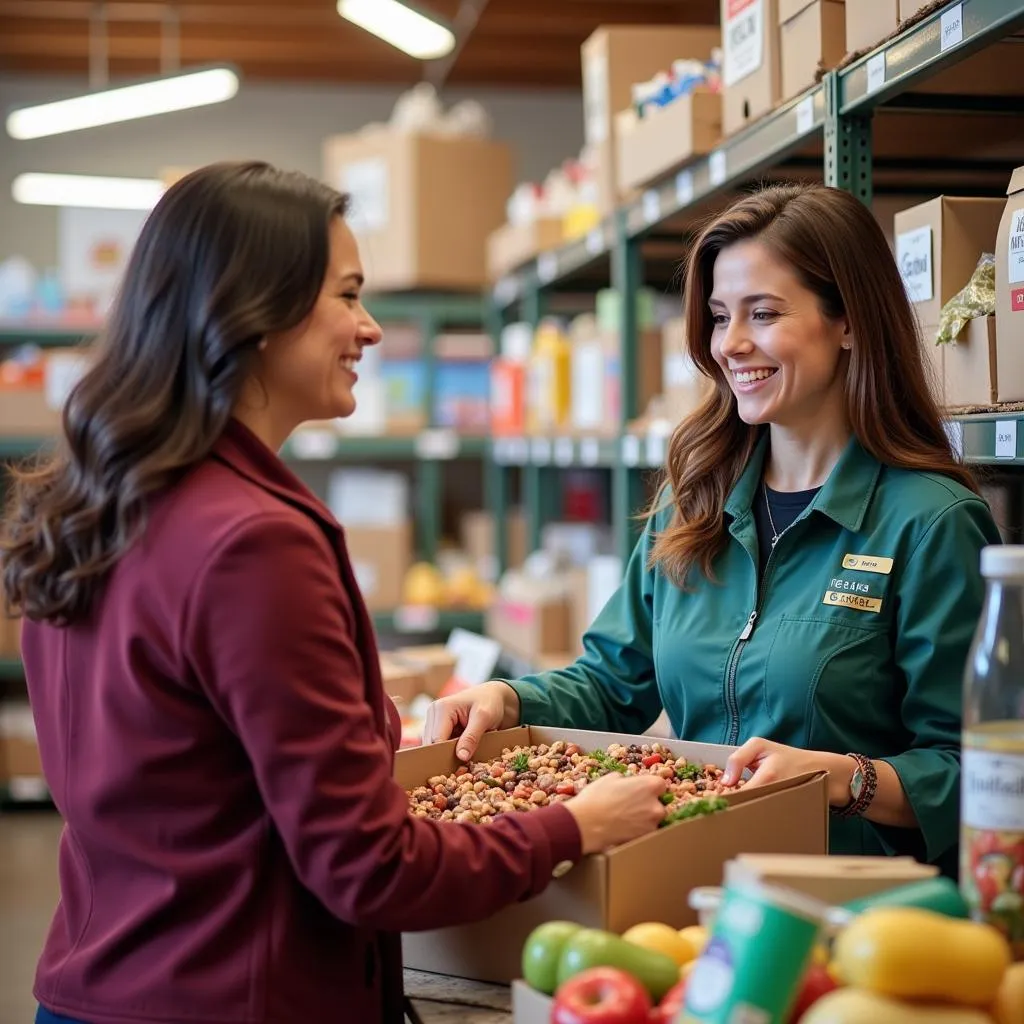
[405,970,512,1022]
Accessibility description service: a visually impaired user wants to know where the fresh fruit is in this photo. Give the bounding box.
[402,562,446,606]
[787,963,839,1023]
[552,967,652,1024]
[800,988,996,1024]
[522,921,583,996]
[678,925,709,955]
[557,928,682,1003]
[833,906,1010,1006]
[991,962,1024,1024]
[651,979,688,1024]
[622,922,697,967]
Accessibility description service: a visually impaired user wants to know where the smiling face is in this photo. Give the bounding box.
[258,216,382,430]
[709,239,849,432]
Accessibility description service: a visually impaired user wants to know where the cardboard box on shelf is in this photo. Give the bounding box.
[721,0,782,137]
[379,653,429,705]
[0,702,41,783]
[581,25,720,212]
[487,219,564,283]
[846,0,900,54]
[724,854,937,907]
[394,645,458,698]
[996,166,1024,373]
[614,91,722,196]
[485,594,571,662]
[397,726,829,983]
[322,128,512,293]
[346,523,413,612]
[893,196,1004,329]
[941,314,1020,407]
[779,0,846,101]
[899,0,930,18]
[461,509,528,577]
[0,612,22,660]
[0,347,89,437]
[662,318,715,424]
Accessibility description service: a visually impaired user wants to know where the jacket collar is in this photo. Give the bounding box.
[725,432,881,534]
[212,419,340,534]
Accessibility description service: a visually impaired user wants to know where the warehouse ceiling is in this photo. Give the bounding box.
[0,0,720,88]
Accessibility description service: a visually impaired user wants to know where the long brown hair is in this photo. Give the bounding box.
[1,161,349,624]
[649,183,977,588]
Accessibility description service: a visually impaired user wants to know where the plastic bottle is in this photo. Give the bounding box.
[961,544,1024,959]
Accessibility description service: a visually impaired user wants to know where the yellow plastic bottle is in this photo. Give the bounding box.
[527,318,572,433]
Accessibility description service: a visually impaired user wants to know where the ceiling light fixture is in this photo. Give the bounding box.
[12,173,164,211]
[337,0,455,60]
[5,65,240,141]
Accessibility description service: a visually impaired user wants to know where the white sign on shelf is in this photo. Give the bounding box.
[866,53,886,95]
[995,420,1017,460]
[645,429,670,467]
[709,150,728,187]
[796,95,815,135]
[393,605,440,633]
[940,4,964,52]
[341,158,389,234]
[676,170,694,207]
[510,438,530,464]
[531,437,552,464]
[621,434,641,467]
[642,190,661,225]
[554,437,575,466]
[580,437,600,466]
[896,226,934,303]
[723,0,764,88]
[1008,208,1024,288]
[586,228,604,255]
[538,252,558,284]
[493,276,519,305]
[289,428,338,460]
[945,420,964,461]
[446,628,502,687]
[415,429,459,460]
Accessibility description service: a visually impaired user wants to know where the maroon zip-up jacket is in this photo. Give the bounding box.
[22,419,581,1024]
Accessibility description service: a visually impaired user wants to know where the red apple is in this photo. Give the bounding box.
[788,964,839,1023]
[650,979,688,1023]
[552,966,653,1024]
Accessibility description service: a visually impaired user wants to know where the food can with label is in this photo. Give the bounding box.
[678,880,828,1024]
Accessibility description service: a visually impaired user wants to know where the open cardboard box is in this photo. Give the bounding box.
[396,727,828,983]
[512,980,554,1024]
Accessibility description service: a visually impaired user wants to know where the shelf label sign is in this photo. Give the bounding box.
[586,228,604,255]
[642,190,661,225]
[416,429,459,460]
[940,4,964,52]
[723,0,764,88]
[709,151,728,187]
[676,170,695,207]
[796,95,814,135]
[537,252,558,284]
[554,437,575,466]
[580,438,600,466]
[896,226,934,303]
[622,434,641,467]
[531,437,552,464]
[995,420,1017,460]
[866,52,886,95]
[394,605,440,633]
[289,428,338,460]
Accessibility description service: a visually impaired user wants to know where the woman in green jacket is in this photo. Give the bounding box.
[426,183,1001,874]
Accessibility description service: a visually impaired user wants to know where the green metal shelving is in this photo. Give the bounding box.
[486,0,1024,572]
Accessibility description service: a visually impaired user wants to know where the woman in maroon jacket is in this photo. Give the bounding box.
[0,162,667,1024]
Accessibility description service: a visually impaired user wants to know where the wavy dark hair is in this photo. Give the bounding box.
[1,161,349,624]
[649,183,978,588]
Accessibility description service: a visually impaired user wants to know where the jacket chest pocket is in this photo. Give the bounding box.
[761,615,897,749]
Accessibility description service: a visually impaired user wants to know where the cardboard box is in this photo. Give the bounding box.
[724,854,937,907]
[346,523,413,612]
[394,645,457,697]
[379,653,429,705]
[0,613,22,659]
[721,0,782,137]
[893,196,1004,329]
[846,0,899,54]
[397,727,829,983]
[582,26,720,212]
[485,595,571,661]
[461,509,528,578]
[614,91,722,195]
[779,0,846,101]
[942,315,1003,406]
[487,219,564,283]
[0,702,41,783]
[662,318,715,424]
[996,167,1024,374]
[322,128,512,293]
[899,0,930,18]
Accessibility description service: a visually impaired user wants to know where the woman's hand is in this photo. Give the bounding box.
[723,737,855,807]
[564,772,669,854]
[422,682,521,761]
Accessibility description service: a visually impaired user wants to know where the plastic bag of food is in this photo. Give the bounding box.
[935,253,996,345]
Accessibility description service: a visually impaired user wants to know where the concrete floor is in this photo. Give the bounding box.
[0,811,62,1023]
[0,812,511,1023]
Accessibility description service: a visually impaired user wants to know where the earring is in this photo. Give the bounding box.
[841,341,852,350]
[258,339,268,352]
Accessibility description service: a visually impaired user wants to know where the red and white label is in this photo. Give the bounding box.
[723,0,763,87]
[1011,287,1024,312]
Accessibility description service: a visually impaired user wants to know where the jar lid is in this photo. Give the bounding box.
[981,545,1024,580]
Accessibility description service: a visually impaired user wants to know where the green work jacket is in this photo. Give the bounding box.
[508,436,1000,868]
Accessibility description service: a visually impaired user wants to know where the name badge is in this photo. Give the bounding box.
[823,590,883,614]
[842,553,894,575]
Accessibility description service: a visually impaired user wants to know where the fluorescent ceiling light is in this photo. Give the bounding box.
[338,0,455,60]
[12,173,164,210]
[6,66,239,141]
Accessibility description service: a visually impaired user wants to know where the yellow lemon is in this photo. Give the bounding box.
[678,925,709,956]
[621,922,697,967]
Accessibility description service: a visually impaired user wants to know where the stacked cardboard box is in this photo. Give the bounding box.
[721,0,782,137]
[779,0,846,101]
